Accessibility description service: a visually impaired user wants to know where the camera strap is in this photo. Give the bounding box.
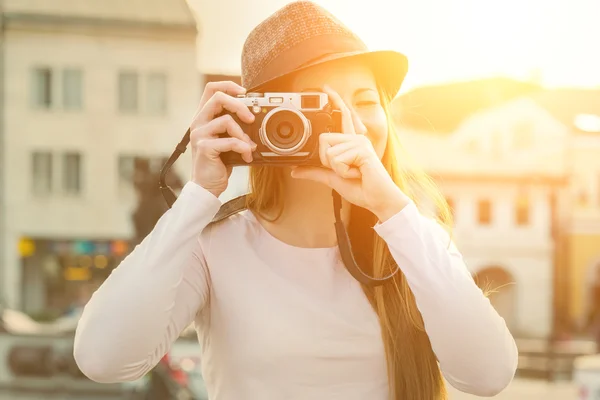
[157,128,397,286]
[331,190,399,287]
[210,195,248,224]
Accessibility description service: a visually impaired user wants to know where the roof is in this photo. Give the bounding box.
[527,88,600,133]
[398,126,568,183]
[392,77,543,133]
[2,0,196,27]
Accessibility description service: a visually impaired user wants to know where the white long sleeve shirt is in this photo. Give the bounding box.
[74,181,518,399]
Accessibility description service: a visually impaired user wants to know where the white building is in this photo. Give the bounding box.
[0,0,201,314]
[399,96,570,338]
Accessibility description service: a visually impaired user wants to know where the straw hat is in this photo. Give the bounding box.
[241,1,409,99]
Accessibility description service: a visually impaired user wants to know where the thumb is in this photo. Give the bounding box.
[291,166,346,191]
[290,166,329,184]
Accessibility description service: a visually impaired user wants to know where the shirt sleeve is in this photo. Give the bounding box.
[73,181,222,383]
[373,201,518,397]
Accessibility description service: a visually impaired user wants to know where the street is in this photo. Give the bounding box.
[448,379,577,399]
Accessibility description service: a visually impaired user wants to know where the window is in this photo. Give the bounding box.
[478,199,492,225]
[63,153,82,194]
[578,190,589,207]
[146,73,167,115]
[575,177,590,208]
[466,139,479,153]
[32,67,53,108]
[32,152,53,195]
[118,71,139,112]
[515,195,529,226]
[62,68,83,110]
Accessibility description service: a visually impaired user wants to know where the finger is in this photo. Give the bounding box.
[191,114,256,147]
[193,81,246,121]
[323,85,356,134]
[320,133,357,146]
[195,91,255,128]
[323,139,356,172]
[199,81,246,110]
[319,134,333,168]
[318,133,355,168]
[319,133,369,167]
[350,108,368,136]
[197,137,253,163]
[321,133,373,154]
[329,148,362,179]
[291,166,355,192]
[325,140,357,159]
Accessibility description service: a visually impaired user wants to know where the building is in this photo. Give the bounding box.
[397,83,600,338]
[0,0,201,315]
[397,90,570,338]
[528,89,600,332]
[570,123,600,332]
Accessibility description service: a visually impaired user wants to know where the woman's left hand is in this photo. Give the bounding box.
[290,86,411,222]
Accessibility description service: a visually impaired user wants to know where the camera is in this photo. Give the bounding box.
[218,92,342,166]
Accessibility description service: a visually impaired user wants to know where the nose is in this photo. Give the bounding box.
[349,107,368,135]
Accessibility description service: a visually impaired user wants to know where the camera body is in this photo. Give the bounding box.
[219,92,342,166]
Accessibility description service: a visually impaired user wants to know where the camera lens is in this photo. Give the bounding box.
[263,109,309,153]
[277,121,293,138]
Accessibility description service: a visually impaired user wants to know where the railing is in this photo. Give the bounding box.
[516,338,597,381]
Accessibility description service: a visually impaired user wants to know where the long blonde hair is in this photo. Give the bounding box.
[245,89,453,400]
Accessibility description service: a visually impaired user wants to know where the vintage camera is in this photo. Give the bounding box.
[219,92,342,166]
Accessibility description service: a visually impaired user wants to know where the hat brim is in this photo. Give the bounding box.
[247,49,409,101]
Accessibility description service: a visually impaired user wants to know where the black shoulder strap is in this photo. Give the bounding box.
[210,194,249,224]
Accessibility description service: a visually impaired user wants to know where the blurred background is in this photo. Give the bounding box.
[0,0,598,399]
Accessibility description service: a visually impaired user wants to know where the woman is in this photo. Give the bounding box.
[74,2,518,399]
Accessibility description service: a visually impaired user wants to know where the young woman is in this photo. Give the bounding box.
[74,2,518,399]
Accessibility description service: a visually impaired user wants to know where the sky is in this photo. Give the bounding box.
[187,0,600,94]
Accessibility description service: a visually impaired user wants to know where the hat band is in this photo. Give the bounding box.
[248,33,368,90]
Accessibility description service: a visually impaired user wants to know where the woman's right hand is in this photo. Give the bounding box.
[190,81,257,198]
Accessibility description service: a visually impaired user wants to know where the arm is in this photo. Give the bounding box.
[73,182,221,383]
[373,202,518,397]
